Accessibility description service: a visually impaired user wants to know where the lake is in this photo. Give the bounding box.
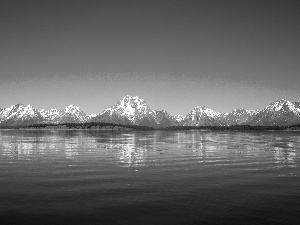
[0,130,299,224]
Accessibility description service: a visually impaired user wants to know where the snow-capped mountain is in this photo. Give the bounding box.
[0,104,90,126]
[247,99,300,126]
[92,95,177,127]
[180,100,300,127]
[41,105,89,124]
[103,95,155,123]
[1,97,300,127]
[57,104,89,123]
[180,106,225,126]
[224,108,259,125]
[91,95,150,125]
[0,104,44,126]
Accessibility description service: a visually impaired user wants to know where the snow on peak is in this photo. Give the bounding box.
[266,99,295,112]
[13,103,24,107]
[66,104,80,109]
[173,114,183,122]
[8,103,24,111]
[18,104,38,117]
[24,104,35,112]
[191,106,220,117]
[24,104,35,110]
[279,99,288,102]
[120,95,146,106]
[123,94,143,100]
[260,99,300,116]
[64,104,82,114]
[0,103,42,123]
[102,95,153,123]
[1,98,299,126]
[39,105,88,123]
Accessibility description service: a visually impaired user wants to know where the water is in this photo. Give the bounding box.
[0,130,299,225]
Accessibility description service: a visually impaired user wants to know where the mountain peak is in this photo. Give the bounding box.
[121,95,145,105]
[25,104,34,109]
[192,106,221,116]
[274,99,292,106]
[100,95,155,124]
[124,94,139,99]
[66,104,78,108]
[279,99,288,102]
[12,103,24,108]
[65,104,81,112]
[194,106,207,109]
[266,99,294,112]
[249,99,300,126]
[1,98,300,127]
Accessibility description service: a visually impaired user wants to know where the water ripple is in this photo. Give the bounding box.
[1,130,300,224]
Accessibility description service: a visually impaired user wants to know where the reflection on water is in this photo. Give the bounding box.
[0,130,99,160]
[0,130,299,169]
[0,130,300,225]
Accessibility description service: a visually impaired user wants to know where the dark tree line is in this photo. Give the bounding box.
[162,124,300,131]
[2,122,300,131]
[24,122,154,131]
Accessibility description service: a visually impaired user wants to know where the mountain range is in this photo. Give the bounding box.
[1,95,300,127]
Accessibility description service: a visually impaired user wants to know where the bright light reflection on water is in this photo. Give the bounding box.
[0,130,299,225]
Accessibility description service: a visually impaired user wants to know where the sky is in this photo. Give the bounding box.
[0,0,299,116]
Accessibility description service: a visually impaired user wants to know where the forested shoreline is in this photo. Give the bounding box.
[1,122,300,131]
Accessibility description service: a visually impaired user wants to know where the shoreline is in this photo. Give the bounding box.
[0,122,299,132]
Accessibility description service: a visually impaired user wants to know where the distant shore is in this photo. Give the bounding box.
[1,122,300,132]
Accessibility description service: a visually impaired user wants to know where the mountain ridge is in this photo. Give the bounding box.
[1,96,300,127]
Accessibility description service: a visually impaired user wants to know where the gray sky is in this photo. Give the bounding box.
[0,0,299,116]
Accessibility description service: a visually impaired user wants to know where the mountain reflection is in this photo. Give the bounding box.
[89,131,157,167]
[0,130,299,168]
[0,130,99,160]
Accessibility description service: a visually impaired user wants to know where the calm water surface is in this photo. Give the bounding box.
[0,130,299,225]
